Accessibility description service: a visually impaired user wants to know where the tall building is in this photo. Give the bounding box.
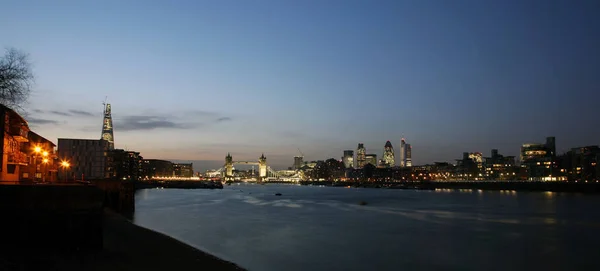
[356,143,366,168]
[174,163,194,177]
[405,144,412,167]
[400,138,406,167]
[342,150,354,168]
[294,156,304,170]
[57,139,111,180]
[382,141,395,167]
[101,103,114,150]
[365,154,377,166]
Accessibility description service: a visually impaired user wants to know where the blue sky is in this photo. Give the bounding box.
[2,0,599,170]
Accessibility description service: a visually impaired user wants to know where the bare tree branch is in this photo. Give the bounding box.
[0,48,34,112]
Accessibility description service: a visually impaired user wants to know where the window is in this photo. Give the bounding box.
[7,165,16,174]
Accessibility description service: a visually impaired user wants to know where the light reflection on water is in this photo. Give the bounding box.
[134,184,600,271]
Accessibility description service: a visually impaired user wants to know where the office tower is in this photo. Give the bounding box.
[382,141,395,167]
[343,150,354,168]
[101,103,115,150]
[405,144,412,167]
[357,143,366,168]
[400,138,406,167]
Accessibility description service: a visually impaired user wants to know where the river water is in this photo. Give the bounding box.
[133,184,600,271]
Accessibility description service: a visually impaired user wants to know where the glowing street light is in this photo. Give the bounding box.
[61,160,70,182]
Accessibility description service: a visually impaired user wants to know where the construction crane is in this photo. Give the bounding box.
[297,148,304,158]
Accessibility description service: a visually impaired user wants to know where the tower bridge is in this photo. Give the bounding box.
[221,153,279,180]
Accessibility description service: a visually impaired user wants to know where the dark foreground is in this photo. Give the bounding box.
[1,209,245,271]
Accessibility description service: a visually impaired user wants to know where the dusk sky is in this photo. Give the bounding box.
[2,0,599,170]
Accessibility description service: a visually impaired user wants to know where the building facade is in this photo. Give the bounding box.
[57,138,110,181]
[0,105,30,182]
[174,163,194,177]
[293,156,304,170]
[342,150,354,168]
[109,149,143,181]
[484,149,517,180]
[567,146,599,182]
[365,154,377,166]
[381,141,395,167]
[142,159,174,178]
[405,144,412,167]
[356,143,366,168]
[24,131,58,182]
[520,137,556,181]
[399,138,406,167]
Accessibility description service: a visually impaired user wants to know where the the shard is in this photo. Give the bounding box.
[101,103,114,150]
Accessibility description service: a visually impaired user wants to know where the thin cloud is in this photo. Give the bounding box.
[69,109,95,117]
[28,118,61,125]
[32,109,44,114]
[49,110,71,116]
[215,117,232,122]
[114,115,196,131]
[189,110,219,117]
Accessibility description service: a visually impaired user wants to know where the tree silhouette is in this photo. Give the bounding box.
[0,48,33,111]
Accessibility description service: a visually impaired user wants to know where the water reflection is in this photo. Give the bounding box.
[134,185,600,271]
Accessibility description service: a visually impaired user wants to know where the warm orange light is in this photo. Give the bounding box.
[42,151,49,157]
[42,158,49,164]
[34,146,42,153]
[61,161,70,168]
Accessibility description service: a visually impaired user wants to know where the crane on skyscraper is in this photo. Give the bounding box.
[297,148,304,158]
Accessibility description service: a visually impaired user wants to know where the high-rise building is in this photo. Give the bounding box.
[294,156,304,170]
[342,150,354,168]
[400,138,406,167]
[356,143,366,168]
[365,154,377,166]
[57,138,111,180]
[101,103,114,150]
[382,141,395,167]
[405,144,412,167]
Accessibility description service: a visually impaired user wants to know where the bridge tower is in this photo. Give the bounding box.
[225,153,233,178]
[258,154,267,180]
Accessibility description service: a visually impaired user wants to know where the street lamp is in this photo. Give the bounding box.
[33,145,43,182]
[42,158,49,182]
[60,160,70,182]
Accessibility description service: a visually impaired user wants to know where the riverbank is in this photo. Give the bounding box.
[1,209,245,271]
[299,180,600,193]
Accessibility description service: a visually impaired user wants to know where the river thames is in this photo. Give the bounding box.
[134,184,600,271]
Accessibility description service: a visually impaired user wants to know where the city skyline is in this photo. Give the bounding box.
[2,0,599,170]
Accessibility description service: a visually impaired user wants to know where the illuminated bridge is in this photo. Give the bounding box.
[209,153,306,182]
